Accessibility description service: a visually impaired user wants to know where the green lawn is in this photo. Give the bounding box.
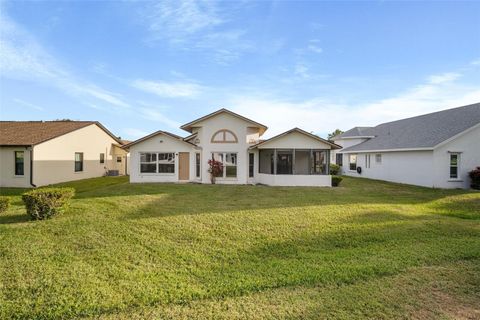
[0,176,479,319]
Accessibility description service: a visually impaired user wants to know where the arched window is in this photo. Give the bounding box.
[211,129,238,143]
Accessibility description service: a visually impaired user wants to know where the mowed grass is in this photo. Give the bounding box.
[0,176,479,319]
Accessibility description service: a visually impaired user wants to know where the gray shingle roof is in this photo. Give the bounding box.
[340,103,480,152]
[333,126,375,139]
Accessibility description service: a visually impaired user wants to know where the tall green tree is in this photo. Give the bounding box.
[328,129,344,140]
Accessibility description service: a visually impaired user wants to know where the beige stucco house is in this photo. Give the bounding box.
[124,109,340,187]
[0,121,128,187]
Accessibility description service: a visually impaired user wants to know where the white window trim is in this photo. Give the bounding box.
[349,154,357,171]
[74,152,84,173]
[14,150,25,177]
[448,152,462,181]
[364,154,371,169]
[375,153,382,164]
[212,152,238,179]
[139,151,176,176]
[195,152,201,180]
[248,152,255,179]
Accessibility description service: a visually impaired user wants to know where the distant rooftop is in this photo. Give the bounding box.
[333,126,375,139]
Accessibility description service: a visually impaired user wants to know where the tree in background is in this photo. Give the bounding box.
[328,129,344,140]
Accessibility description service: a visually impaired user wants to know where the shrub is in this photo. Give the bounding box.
[469,167,480,190]
[208,159,223,184]
[22,187,75,220]
[332,176,343,187]
[0,196,10,213]
[330,164,340,175]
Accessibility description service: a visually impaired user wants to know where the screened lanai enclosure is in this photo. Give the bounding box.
[258,149,330,175]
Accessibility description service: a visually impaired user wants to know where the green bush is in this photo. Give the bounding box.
[330,164,341,175]
[22,187,75,220]
[0,196,10,213]
[332,176,343,187]
[469,167,480,190]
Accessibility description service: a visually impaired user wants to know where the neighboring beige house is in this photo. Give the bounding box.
[124,108,340,187]
[0,121,128,187]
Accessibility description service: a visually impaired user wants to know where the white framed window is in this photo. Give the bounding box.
[212,152,237,178]
[225,153,237,177]
[336,153,343,166]
[75,152,83,172]
[449,153,460,179]
[140,153,157,173]
[158,153,175,173]
[195,153,201,178]
[14,151,24,176]
[349,154,357,171]
[365,154,371,168]
[375,154,382,164]
[249,153,254,178]
[139,152,175,174]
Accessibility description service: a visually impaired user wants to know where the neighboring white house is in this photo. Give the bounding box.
[124,108,340,187]
[332,103,480,189]
[0,121,129,187]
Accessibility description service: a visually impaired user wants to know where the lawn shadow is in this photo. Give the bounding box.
[5,175,475,222]
[428,196,480,220]
[0,213,30,225]
[121,180,477,220]
[0,187,29,196]
[335,209,436,225]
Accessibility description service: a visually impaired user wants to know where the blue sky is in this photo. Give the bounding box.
[1,0,479,140]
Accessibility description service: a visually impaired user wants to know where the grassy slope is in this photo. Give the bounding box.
[0,176,479,319]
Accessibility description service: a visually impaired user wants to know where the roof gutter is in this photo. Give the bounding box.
[339,147,434,153]
[29,146,36,187]
[334,136,376,140]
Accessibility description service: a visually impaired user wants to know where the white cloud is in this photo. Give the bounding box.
[13,98,44,111]
[75,85,129,108]
[471,58,480,66]
[229,71,480,138]
[194,29,252,64]
[132,79,203,98]
[307,40,323,54]
[139,108,182,129]
[86,104,103,110]
[123,128,150,140]
[145,0,223,41]
[0,12,65,80]
[427,72,461,84]
[0,9,129,109]
[141,1,253,64]
[294,63,309,78]
[307,45,323,54]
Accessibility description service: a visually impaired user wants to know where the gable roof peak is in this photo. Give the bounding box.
[122,130,197,149]
[250,127,341,149]
[180,108,268,135]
